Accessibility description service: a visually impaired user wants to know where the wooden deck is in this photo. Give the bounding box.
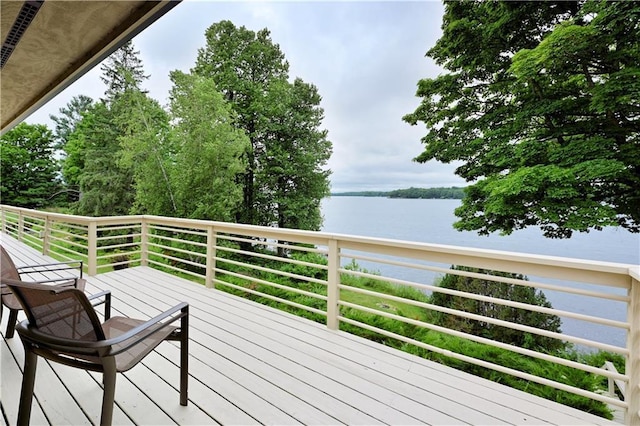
[1,234,620,425]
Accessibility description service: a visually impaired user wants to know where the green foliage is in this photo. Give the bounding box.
[0,123,60,208]
[194,20,332,231]
[49,30,329,231]
[258,78,332,231]
[388,186,465,199]
[54,96,95,195]
[72,42,152,217]
[50,94,94,151]
[74,102,135,216]
[431,266,565,351]
[168,71,250,221]
[404,1,640,238]
[332,186,465,199]
[118,90,175,216]
[62,118,88,191]
[70,41,155,217]
[100,41,149,103]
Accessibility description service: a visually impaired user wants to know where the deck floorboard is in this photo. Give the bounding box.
[0,234,620,425]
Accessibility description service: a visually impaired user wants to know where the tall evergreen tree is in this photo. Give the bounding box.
[50,94,94,149]
[100,41,148,103]
[259,78,332,231]
[74,41,149,216]
[75,103,134,216]
[404,1,640,238]
[193,20,332,230]
[50,95,94,203]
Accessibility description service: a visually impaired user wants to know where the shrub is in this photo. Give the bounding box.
[431,266,565,352]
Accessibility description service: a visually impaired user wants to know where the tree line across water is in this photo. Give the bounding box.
[332,186,465,199]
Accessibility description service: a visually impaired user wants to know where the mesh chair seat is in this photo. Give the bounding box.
[65,316,179,371]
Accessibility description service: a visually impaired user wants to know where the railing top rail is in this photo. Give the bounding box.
[142,215,636,268]
[0,205,143,225]
[2,204,636,285]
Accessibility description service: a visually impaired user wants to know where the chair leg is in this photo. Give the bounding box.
[6,308,19,338]
[17,348,38,426]
[100,363,117,426]
[180,305,189,406]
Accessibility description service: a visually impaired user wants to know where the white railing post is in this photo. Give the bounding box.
[205,226,216,289]
[326,239,340,330]
[87,222,97,276]
[626,271,640,426]
[140,219,148,267]
[18,211,24,241]
[0,206,5,233]
[42,216,51,255]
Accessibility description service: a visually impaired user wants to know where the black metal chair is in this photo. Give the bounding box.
[3,278,189,426]
[1,244,85,338]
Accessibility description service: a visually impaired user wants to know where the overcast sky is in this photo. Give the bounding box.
[25,0,466,193]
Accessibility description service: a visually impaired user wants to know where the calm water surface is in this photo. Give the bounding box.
[321,197,640,348]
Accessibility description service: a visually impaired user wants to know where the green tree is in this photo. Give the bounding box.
[404,1,640,238]
[75,41,149,216]
[62,116,89,191]
[51,95,94,203]
[259,78,332,231]
[193,20,332,230]
[75,103,134,216]
[0,123,59,208]
[50,94,94,149]
[100,41,148,103]
[118,90,176,216]
[169,71,249,221]
[431,266,564,351]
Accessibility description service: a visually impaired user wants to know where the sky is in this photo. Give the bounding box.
[25,0,466,193]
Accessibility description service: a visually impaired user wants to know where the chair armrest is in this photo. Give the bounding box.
[17,260,83,278]
[106,302,189,355]
[87,290,110,301]
[16,302,188,353]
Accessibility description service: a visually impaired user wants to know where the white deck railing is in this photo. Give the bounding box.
[1,205,638,425]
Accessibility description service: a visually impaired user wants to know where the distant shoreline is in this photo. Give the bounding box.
[331,186,465,200]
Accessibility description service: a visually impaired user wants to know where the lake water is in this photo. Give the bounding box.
[320,196,640,348]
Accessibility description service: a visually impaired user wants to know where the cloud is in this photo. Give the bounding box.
[25,1,463,193]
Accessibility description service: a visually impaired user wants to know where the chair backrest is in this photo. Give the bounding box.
[1,245,20,280]
[2,278,105,341]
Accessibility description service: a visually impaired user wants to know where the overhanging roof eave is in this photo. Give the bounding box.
[0,0,181,135]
